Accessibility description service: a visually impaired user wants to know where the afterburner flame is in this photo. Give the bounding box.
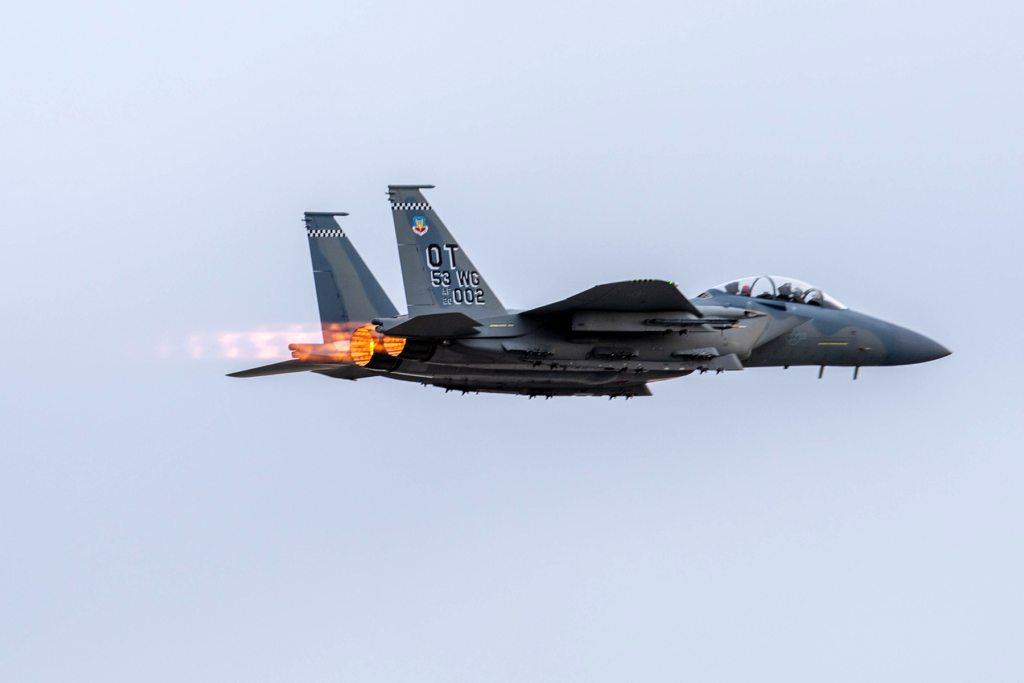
[180,321,406,365]
[348,327,407,365]
[349,325,377,366]
[332,338,352,355]
[382,336,407,356]
[183,324,322,360]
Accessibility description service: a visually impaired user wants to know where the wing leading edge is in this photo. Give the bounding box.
[522,280,702,317]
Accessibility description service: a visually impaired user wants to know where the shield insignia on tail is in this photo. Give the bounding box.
[411,217,428,236]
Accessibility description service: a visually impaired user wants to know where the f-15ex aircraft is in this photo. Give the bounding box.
[230,185,950,398]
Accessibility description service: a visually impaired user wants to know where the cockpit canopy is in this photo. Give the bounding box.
[702,275,848,310]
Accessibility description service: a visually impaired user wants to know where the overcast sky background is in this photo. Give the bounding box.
[2,1,1023,681]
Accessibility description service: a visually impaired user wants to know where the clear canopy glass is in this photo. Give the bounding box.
[703,275,847,310]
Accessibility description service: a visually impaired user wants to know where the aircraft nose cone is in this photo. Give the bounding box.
[884,327,951,366]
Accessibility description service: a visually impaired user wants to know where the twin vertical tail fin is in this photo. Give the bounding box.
[231,197,498,378]
[304,212,399,342]
[388,185,506,317]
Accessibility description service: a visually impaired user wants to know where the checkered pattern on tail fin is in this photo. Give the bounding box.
[386,185,506,317]
[303,213,399,335]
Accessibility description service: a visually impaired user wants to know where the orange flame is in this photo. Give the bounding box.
[332,325,409,366]
[382,336,407,356]
[177,322,409,364]
[183,325,322,360]
[349,326,377,366]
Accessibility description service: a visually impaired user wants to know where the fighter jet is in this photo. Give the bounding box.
[229,185,950,397]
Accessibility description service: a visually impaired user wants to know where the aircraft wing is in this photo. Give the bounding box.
[522,279,702,317]
[377,311,482,338]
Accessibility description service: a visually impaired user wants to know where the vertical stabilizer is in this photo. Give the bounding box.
[387,185,506,317]
[304,213,399,338]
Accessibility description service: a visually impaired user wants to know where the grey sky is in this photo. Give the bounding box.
[2,1,1022,681]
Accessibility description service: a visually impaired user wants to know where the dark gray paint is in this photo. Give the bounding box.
[232,189,950,397]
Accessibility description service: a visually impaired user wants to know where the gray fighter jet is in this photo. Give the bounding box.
[230,185,950,397]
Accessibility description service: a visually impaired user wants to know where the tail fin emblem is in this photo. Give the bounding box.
[411,217,428,236]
